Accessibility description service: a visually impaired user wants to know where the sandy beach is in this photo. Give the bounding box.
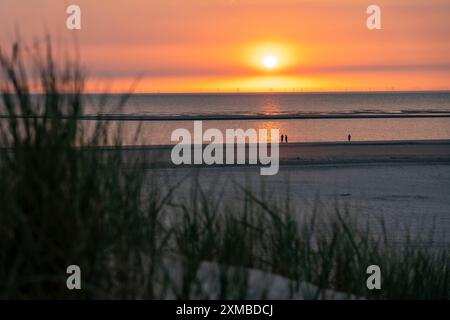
[101,139,450,167]
[154,163,450,245]
[93,140,450,246]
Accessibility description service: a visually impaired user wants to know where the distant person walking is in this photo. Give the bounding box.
[281,134,284,143]
[348,134,351,142]
[285,135,288,143]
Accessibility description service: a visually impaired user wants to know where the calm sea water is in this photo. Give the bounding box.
[79,91,450,145]
[84,91,450,117]
[3,92,450,145]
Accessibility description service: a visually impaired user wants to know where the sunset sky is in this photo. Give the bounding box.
[0,0,449,93]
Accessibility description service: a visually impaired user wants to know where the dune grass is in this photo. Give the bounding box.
[0,40,448,300]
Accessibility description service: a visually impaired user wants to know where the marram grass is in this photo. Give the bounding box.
[0,40,448,299]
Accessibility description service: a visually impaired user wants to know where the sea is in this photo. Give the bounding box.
[80,91,450,145]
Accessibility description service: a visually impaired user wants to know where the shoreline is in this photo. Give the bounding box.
[100,139,450,149]
[3,113,450,122]
[91,139,450,168]
[61,113,450,121]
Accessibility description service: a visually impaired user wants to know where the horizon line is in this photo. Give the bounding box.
[67,89,450,95]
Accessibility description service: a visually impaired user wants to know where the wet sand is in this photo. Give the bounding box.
[92,140,450,245]
[150,162,450,247]
[98,140,450,167]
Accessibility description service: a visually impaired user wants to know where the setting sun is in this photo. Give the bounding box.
[1,0,447,93]
[263,55,278,69]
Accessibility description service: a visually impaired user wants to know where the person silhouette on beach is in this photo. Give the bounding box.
[285,135,288,143]
[281,134,284,143]
[348,134,351,142]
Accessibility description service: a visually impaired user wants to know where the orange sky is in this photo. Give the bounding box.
[1,0,449,93]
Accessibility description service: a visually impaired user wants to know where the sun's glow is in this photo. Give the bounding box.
[244,43,297,73]
[263,55,278,69]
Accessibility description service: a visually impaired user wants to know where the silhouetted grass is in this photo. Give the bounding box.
[0,39,448,299]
